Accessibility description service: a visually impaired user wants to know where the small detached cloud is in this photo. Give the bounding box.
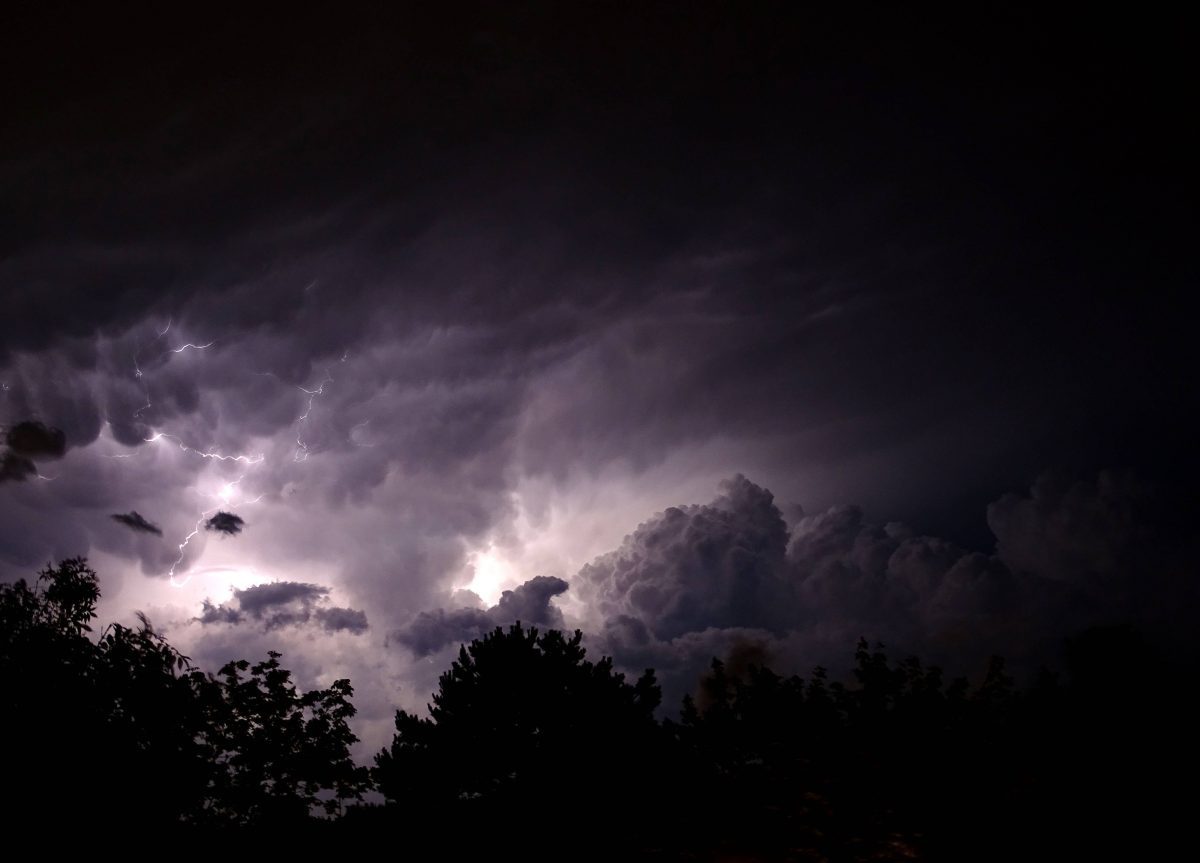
[110,511,163,536]
[197,580,368,634]
[5,420,67,459]
[204,511,245,536]
[393,575,569,657]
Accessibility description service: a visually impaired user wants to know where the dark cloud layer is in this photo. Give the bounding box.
[110,511,162,536]
[198,580,367,634]
[1,7,1189,515]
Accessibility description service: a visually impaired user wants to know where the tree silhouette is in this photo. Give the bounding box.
[666,640,1024,859]
[1,558,106,821]
[2,558,1188,854]
[200,652,368,824]
[663,632,1200,861]
[0,558,368,829]
[374,623,662,832]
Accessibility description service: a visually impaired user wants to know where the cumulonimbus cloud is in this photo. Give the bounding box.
[582,472,1194,703]
[395,472,1193,711]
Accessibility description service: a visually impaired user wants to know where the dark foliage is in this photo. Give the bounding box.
[374,623,663,840]
[664,634,1193,860]
[2,558,1189,857]
[0,558,368,832]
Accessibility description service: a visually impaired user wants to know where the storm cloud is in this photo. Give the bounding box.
[198,580,367,634]
[576,476,794,641]
[382,466,1192,713]
[568,473,1193,706]
[0,6,1191,756]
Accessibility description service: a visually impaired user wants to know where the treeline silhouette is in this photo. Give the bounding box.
[0,558,368,832]
[1,559,1189,858]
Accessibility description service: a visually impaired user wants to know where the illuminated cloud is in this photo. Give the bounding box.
[393,575,569,657]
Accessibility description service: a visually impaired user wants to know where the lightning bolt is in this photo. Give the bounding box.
[133,317,172,378]
[131,318,171,417]
[145,340,354,585]
[294,369,334,462]
[169,341,215,354]
[145,429,267,585]
[144,432,265,464]
[168,475,266,586]
[130,319,214,419]
[168,508,219,586]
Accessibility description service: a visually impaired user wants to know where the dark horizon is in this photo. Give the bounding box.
[2,556,1190,858]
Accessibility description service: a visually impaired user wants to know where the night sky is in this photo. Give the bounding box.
[1,5,1194,754]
